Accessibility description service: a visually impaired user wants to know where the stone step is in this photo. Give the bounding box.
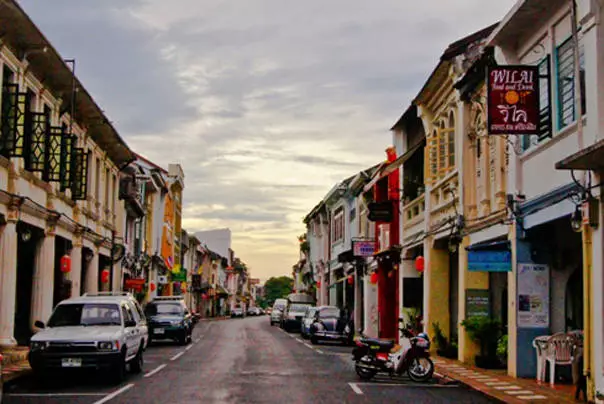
[2,360,32,383]
[0,347,30,367]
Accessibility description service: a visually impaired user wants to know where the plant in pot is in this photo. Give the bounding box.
[461,316,501,368]
[432,322,458,359]
[496,334,508,366]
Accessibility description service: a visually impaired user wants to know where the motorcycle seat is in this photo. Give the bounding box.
[361,338,395,349]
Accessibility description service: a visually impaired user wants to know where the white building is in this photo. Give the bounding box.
[0,1,134,347]
[195,228,232,259]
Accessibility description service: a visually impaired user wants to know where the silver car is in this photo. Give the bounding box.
[270,299,287,326]
[301,307,318,339]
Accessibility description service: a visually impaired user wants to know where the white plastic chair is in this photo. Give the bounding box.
[532,336,549,382]
[544,333,577,386]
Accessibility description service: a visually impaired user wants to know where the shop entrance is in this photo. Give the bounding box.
[15,222,43,346]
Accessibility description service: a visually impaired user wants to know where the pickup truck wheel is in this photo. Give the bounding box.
[111,352,127,384]
[130,344,144,374]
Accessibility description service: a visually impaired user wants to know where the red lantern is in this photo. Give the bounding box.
[150,282,156,292]
[101,269,110,283]
[347,275,354,285]
[370,272,378,284]
[60,254,71,273]
[317,281,321,288]
[415,256,425,273]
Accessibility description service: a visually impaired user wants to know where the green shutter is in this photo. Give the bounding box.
[28,112,47,172]
[45,126,63,182]
[71,148,89,200]
[0,84,29,157]
[60,134,75,192]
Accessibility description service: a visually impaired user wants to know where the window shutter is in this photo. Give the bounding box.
[27,112,47,172]
[44,126,63,182]
[71,148,89,200]
[0,84,29,157]
[60,134,75,192]
[538,55,552,140]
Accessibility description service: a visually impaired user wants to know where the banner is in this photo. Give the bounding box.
[487,65,540,135]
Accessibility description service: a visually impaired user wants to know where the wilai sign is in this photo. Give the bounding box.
[487,65,540,135]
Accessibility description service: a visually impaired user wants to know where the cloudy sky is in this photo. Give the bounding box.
[20,0,515,282]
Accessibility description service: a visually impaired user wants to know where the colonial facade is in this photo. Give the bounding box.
[0,1,134,347]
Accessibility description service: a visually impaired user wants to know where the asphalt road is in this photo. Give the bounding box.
[3,316,498,404]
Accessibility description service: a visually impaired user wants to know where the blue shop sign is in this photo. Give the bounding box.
[468,250,511,272]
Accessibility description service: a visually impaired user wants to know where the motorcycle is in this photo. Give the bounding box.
[352,321,434,382]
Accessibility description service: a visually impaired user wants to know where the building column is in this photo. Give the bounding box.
[31,227,56,329]
[85,250,99,294]
[69,236,83,298]
[0,219,18,346]
[354,272,361,331]
[423,238,450,347]
[111,259,121,292]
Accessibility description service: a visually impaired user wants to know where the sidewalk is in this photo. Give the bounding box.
[433,356,581,403]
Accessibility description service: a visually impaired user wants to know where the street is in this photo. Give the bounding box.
[3,317,497,404]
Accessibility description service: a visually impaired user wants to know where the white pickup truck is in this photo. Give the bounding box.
[28,292,148,384]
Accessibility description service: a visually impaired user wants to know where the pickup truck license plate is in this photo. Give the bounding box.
[154,328,165,335]
[61,358,82,367]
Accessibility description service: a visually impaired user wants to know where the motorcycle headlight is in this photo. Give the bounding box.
[98,341,117,351]
[30,341,47,351]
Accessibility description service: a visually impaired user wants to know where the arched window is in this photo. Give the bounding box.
[426,114,456,184]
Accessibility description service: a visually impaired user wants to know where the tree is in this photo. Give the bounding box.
[263,276,294,306]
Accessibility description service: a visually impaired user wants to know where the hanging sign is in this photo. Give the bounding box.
[353,240,375,257]
[124,278,145,292]
[487,65,540,135]
[517,263,549,328]
[466,289,490,318]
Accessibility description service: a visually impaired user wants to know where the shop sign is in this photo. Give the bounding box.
[487,65,540,135]
[124,278,145,292]
[353,240,375,257]
[468,250,511,272]
[368,201,393,222]
[171,270,187,282]
[517,263,549,328]
[466,289,490,318]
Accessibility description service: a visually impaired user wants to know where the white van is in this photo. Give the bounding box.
[270,299,288,326]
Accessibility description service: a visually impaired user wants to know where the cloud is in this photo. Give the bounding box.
[19,0,516,281]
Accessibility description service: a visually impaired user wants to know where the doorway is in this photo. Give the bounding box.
[54,236,72,305]
[15,223,41,346]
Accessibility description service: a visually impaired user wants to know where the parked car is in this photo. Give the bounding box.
[0,353,3,403]
[29,292,148,384]
[309,306,354,346]
[300,306,318,339]
[247,307,261,316]
[270,299,287,326]
[281,303,313,332]
[145,296,193,345]
[231,307,245,318]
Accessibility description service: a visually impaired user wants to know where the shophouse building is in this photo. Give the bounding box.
[0,0,134,347]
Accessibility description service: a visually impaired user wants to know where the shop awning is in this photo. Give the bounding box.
[363,141,423,192]
[555,139,604,171]
[466,241,511,272]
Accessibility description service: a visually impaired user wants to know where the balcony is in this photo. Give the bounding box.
[402,194,425,247]
[429,171,459,230]
[120,177,145,218]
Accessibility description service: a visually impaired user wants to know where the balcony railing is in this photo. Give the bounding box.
[403,194,425,225]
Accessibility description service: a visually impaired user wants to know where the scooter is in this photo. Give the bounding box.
[352,320,434,382]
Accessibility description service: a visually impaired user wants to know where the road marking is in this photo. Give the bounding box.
[517,395,547,400]
[354,383,458,388]
[304,343,314,349]
[92,383,134,404]
[185,344,194,351]
[296,338,304,343]
[7,393,105,397]
[195,338,201,343]
[144,364,167,378]
[316,349,323,354]
[171,351,185,361]
[349,382,364,395]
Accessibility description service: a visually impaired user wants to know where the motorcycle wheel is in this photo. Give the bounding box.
[355,363,377,381]
[407,357,434,382]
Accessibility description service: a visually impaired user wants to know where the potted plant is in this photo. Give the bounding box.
[461,316,501,368]
[496,334,508,365]
[432,322,458,359]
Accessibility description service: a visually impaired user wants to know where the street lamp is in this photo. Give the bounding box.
[570,205,583,233]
